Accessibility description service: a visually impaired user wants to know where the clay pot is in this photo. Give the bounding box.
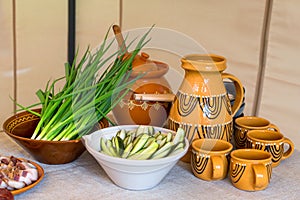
[2,109,108,164]
[112,52,173,127]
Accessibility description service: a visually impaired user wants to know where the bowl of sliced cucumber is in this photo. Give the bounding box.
[82,125,188,190]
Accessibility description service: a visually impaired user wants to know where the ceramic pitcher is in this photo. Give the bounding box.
[168,54,244,162]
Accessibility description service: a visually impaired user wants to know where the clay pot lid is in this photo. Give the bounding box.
[131,52,158,71]
[130,51,171,76]
[130,54,169,78]
[112,25,168,76]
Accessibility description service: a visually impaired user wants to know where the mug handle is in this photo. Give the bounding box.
[211,156,224,179]
[221,73,244,117]
[253,164,268,189]
[268,124,280,132]
[282,137,295,160]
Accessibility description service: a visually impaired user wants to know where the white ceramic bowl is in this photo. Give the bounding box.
[82,125,189,190]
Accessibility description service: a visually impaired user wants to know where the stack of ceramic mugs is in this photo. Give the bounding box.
[190,116,294,191]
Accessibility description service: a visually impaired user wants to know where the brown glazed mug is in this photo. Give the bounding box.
[246,130,294,167]
[234,116,280,149]
[191,139,233,181]
[230,149,272,191]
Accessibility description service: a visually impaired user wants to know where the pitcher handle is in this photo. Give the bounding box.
[221,73,244,117]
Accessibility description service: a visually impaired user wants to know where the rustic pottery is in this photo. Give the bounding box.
[111,25,173,127]
[191,139,233,181]
[246,130,294,167]
[230,149,272,191]
[168,54,244,162]
[2,109,108,164]
[112,52,173,126]
[234,116,280,149]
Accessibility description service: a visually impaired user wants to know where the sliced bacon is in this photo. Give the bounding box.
[0,155,38,190]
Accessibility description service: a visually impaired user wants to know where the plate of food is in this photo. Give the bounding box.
[0,155,44,195]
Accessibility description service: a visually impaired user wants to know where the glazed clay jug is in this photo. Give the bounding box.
[168,54,244,162]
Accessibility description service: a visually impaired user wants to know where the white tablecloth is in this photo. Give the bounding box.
[1,131,299,200]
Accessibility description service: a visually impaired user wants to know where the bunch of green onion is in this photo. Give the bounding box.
[17,29,151,141]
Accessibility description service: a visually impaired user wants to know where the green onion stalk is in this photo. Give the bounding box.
[16,27,152,141]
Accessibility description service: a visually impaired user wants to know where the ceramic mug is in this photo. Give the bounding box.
[246,130,294,167]
[230,149,272,191]
[234,116,280,149]
[191,139,233,181]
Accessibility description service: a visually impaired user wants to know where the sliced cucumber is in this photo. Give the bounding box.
[168,147,184,157]
[117,129,126,140]
[173,127,185,145]
[129,134,150,156]
[144,137,156,148]
[99,126,186,160]
[153,131,161,138]
[156,134,164,141]
[166,132,172,143]
[132,133,144,146]
[148,126,155,136]
[151,142,173,159]
[123,134,132,147]
[113,136,125,156]
[128,141,159,160]
[127,129,136,138]
[158,137,167,148]
[100,137,113,156]
[136,125,148,136]
[106,140,118,157]
[121,142,134,158]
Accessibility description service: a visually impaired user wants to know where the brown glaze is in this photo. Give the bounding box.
[2,109,108,164]
[113,58,173,127]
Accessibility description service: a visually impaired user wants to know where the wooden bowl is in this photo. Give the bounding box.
[2,109,108,164]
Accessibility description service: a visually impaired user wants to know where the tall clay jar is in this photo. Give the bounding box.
[168,54,244,162]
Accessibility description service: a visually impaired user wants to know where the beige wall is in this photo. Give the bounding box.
[16,0,67,108]
[259,0,300,147]
[122,0,266,116]
[0,1,14,124]
[1,0,299,149]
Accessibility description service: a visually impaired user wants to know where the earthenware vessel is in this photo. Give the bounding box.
[234,116,280,149]
[230,149,272,191]
[112,52,173,126]
[168,54,244,162]
[191,139,233,181]
[2,109,108,164]
[246,130,294,167]
[111,25,173,126]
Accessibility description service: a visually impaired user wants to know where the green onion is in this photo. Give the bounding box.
[17,27,152,141]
